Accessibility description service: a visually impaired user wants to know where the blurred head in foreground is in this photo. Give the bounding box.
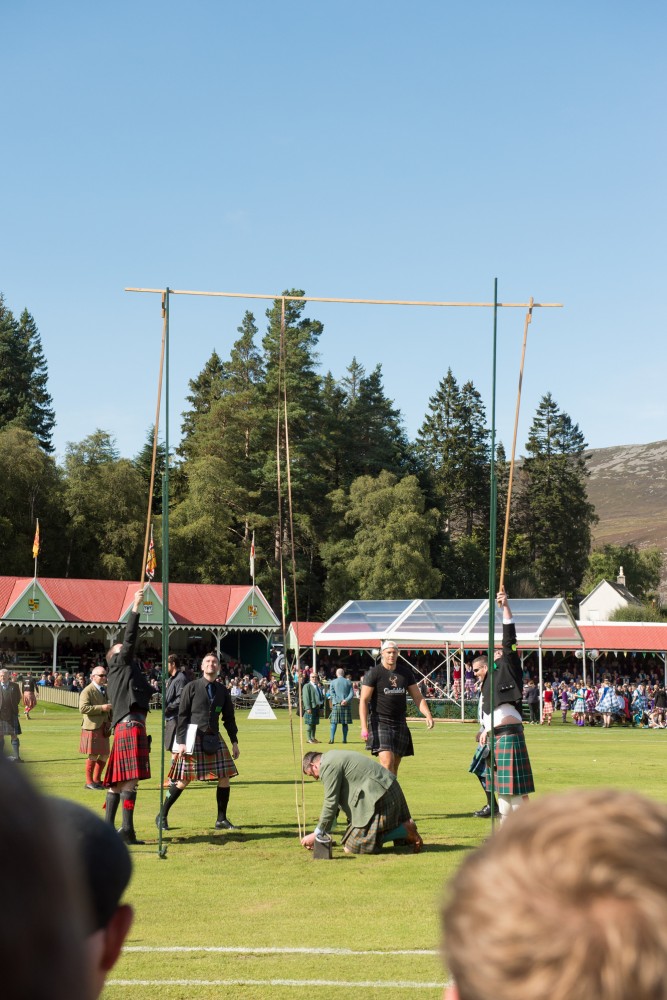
[50,798,134,999]
[0,757,91,1000]
[442,789,667,1000]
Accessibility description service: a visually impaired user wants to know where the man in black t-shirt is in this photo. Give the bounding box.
[359,640,434,775]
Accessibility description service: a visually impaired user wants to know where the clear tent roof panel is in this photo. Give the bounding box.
[392,600,482,638]
[313,598,583,647]
[315,600,414,637]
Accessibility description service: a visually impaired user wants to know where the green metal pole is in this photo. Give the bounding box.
[487,279,498,826]
[159,287,170,859]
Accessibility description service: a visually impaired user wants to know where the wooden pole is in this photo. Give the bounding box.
[139,293,167,586]
[498,297,534,598]
[125,287,562,309]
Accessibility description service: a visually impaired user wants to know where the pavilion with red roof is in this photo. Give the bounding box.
[0,576,280,671]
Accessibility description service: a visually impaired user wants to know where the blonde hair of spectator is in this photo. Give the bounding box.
[442,788,667,1000]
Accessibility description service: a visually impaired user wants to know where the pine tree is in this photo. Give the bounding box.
[0,297,55,451]
[344,364,410,482]
[17,309,55,451]
[133,428,167,515]
[517,393,597,597]
[179,350,228,458]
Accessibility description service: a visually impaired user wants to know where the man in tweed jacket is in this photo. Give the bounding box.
[301,749,422,854]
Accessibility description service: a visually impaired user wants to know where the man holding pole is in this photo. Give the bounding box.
[473,590,534,821]
[103,588,153,845]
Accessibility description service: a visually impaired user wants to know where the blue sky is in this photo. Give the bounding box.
[2,1,665,461]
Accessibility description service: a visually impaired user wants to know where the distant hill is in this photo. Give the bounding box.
[585,440,667,599]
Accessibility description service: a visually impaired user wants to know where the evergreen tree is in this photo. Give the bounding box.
[344,364,410,482]
[517,393,597,597]
[17,309,56,451]
[0,297,55,451]
[179,349,227,458]
[415,370,489,539]
[133,428,167,515]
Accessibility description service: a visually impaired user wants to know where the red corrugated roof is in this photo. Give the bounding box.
[289,622,323,646]
[579,623,667,653]
[0,577,275,627]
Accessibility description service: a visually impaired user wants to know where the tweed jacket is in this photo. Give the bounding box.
[302,681,323,713]
[317,750,396,833]
[79,682,112,732]
[0,681,21,721]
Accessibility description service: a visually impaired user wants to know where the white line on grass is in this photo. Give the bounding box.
[125,946,439,956]
[107,979,446,989]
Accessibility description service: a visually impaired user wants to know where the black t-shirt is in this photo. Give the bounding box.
[362,661,417,720]
[22,678,35,693]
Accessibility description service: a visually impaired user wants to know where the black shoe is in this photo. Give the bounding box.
[85,783,98,791]
[473,804,492,818]
[118,830,145,845]
[156,812,169,831]
[92,782,106,790]
[215,818,238,830]
[328,739,334,743]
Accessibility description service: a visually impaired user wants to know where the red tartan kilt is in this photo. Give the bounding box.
[79,727,110,757]
[23,692,37,711]
[104,720,151,785]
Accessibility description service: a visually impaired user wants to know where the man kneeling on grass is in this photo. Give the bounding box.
[301,749,423,855]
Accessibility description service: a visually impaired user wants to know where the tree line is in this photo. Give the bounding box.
[0,289,661,617]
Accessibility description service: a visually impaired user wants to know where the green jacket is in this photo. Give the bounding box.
[317,750,396,832]
[302,681,323,712]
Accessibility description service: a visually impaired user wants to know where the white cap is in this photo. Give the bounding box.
[381,640,398,652]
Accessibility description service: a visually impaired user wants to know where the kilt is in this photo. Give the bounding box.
[341,779,411,854]
[367,714,414,759]
[0,718,21,738]
[468,743,489,778]
[104,719,151,785]
[330,703,352,726]
[79,728,110,757]
[573,697,586,713]
[486,724,534,796]
[23,692,37,711]
[168,732,239,783]
[304,709,320,727]
[543,701,554,716]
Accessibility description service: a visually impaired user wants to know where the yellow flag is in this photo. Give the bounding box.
[32,519,40,560]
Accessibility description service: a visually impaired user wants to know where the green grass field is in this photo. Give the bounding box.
[22,705,667,999]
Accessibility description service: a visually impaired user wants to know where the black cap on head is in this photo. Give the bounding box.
[49,798,132,931]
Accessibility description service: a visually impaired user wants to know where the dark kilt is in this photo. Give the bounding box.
[164,716,178,751]
[0,718,21,738]
[341,780,411,854]
[367,714,414,759]
[304,709,320,727]
[104,719,151,785]
[330,703,352,726]
[168,732,239,782]
[469,743,490,778]
[486,724,534,796]
[79,728,110,757]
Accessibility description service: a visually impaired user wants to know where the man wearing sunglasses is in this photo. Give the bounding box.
[79,666,113,790]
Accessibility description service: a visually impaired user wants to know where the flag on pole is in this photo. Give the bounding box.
[146,525,157,581]
[32,519,40,560]
[282,579,289,620]
[250,531,255,584]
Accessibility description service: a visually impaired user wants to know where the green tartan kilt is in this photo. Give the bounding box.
[304,709,320,727]
[330,703,352,725]
[341,780,411,854]
[486,724,535,796]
